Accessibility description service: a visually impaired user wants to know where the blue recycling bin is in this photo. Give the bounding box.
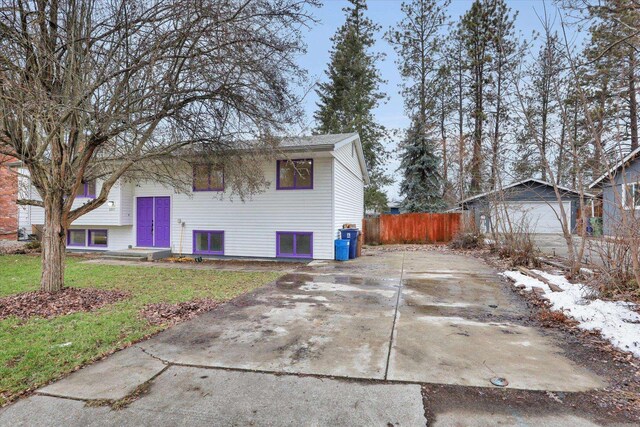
[340,229,360,259]
[335,239,350,261]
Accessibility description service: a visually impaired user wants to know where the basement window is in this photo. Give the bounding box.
[67,229,86,247]
[88,230,108,247]
[193,230,224,255]
[276,232,312,258]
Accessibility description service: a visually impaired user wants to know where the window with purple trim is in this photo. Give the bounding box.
[276,232,312,258]
[193,164,224,191]
[277,159,313,190]
[67,229,86,247]
[193,230,224,255]
[76,180,96,198]
[88,230,108,247]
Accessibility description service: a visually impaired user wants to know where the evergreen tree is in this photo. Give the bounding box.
[398,118,446,212]
[585,0,640,154]
[487,0,518,189]
[314,0,390,212]
[459,0,496,194]
[387,0,448,211]
[531,31,564,181]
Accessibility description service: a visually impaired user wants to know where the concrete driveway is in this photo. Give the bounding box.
[0,250,615,426]
[532,233,608,265]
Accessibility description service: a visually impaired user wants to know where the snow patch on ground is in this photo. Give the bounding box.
[502,270,640,358]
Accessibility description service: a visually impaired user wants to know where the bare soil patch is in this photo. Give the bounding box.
[140,299,219,326]
[161,256,306,271]
[0,288,129,320]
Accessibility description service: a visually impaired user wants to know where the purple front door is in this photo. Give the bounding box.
[136,197,170,248]
[154,197,171,248]
[136,197,154,247]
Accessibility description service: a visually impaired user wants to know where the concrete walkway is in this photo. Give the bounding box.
[0,251,617,426]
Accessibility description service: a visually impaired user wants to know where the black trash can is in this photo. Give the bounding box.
[340,229,360,259]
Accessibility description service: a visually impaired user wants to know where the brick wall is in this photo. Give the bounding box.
[0,157,18,240]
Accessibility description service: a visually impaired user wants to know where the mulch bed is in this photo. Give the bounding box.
[0,288,129,320]
[139,299,219,326]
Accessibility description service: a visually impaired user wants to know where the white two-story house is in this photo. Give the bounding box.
[22,133,367,260]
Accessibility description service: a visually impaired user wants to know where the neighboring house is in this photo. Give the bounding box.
[459,178,592,234]
[22,133,368,259]
[589,146,640,236]
[385,201,403,215]
[0,158,18,240]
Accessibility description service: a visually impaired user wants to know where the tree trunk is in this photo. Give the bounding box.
[41,195,67,293]
[541,88,549,181]
[629,50,638,151]
[491,58,503,191]
[557,114,566,185]
[458,42,465,202]
[440,90,448,200]
[470,63,483,194]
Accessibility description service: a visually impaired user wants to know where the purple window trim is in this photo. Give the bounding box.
[275,231,313,258]
[76,181,96,198]
[192,164,225,192]
[67,229,87,247]
[88,229,108,247]
[276,159,313,190]
[193,230,225,255]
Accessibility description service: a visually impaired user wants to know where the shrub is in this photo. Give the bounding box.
[25,240,41,251]
[493,232,540,268]
[590,237,639,300]
[449,231,485,250]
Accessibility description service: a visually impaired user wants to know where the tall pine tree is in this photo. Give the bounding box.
[459,0,495,194]
[314,0,390,212]
[387,0,448,212]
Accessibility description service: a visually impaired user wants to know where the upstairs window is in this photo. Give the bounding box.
[76,180,96,198]
[277,159,313,190]
[193,164,224,191]
[624,183,640,209]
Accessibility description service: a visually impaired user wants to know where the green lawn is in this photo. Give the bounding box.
[0,255,279,406]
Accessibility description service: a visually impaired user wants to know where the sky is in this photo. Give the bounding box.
[296,0,584,202]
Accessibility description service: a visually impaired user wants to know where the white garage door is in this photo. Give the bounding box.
[497,201,571,234]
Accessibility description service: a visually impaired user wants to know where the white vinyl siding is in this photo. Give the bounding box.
[30,180,127,226]
[132,156,335,259]
[332,141,364,233]
[66,226,132,251]
[119,181,134,225]
[17,168,32,232]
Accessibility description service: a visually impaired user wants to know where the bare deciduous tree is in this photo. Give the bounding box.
[0,0,316,292]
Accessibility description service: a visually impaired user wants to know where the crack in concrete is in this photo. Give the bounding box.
[384,253,405,380]
[137,345,171,365]
[35,364,171,407]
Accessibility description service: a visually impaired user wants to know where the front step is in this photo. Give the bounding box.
[101,248,172,261]
[100,255,148,262]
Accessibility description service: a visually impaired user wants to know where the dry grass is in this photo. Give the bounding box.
[491,232,541,268]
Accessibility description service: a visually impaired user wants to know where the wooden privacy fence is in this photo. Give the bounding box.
[363,212,463,244]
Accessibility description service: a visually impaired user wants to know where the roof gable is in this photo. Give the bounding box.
[459,178,593,205]
[589,146,640,189]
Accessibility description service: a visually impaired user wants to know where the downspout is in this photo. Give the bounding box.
[331,153,336,257]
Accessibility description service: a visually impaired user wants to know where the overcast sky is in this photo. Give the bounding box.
[296,0,585,202]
